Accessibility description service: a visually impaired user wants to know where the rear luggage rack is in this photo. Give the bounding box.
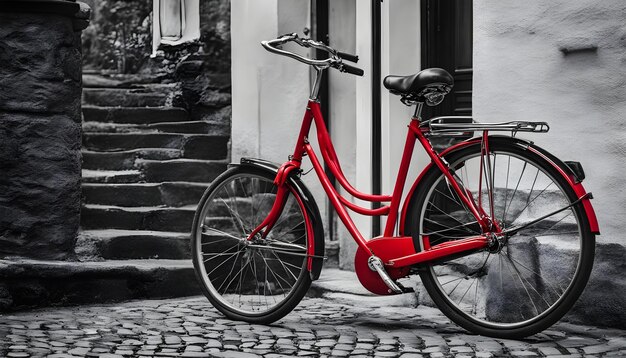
[426,116,550,137]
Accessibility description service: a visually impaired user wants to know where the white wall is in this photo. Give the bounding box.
[328,0,358,269]
[231,0,330,238]
[473,0,626,244]
[231,0,310,163]
[380,0,427,234]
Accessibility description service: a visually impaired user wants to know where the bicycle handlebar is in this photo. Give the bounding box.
[261,33,363,76]
[337,51,359,63]
[339,63,364,76]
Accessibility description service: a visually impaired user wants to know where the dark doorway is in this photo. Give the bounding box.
[420,0,473,120]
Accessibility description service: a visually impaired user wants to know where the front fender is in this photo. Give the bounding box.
[237,158,326,280]
[399,136,599,235]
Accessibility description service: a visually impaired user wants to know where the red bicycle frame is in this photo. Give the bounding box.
[247,100,497,269]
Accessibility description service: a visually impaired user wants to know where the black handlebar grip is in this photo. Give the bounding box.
[340,63,364,76]
[337,51,359,63]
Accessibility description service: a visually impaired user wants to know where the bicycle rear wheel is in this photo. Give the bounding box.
[191,166,313,324]
[405,138,595,338]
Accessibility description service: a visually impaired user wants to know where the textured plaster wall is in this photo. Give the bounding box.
[328,0,358,270]
[231,0,330,238]
[231,0,310,163]
[473,0,626,245]
[0,13,83,259]
[474,1,626,327]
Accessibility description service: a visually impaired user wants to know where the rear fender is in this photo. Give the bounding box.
[399,136,599,235]
[237,158,326,280]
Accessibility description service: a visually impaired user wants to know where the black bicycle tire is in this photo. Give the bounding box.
[191,166,312,324]
[405,139,595,338]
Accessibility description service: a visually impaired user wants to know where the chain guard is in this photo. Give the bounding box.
[354,236,416,295]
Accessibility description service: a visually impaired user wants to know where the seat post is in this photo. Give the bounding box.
[413,102,424,120]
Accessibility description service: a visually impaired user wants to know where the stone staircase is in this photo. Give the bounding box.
[73,74,231,300]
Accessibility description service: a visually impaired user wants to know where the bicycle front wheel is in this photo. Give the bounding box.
[191,166,313,324]
[405,138,595,338]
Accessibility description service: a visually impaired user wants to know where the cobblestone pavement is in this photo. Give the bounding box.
[1,294,625,358]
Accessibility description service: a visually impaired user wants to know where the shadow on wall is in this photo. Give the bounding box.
[80,0,230,74]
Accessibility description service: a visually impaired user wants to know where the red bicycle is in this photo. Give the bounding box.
[191,33,599,338]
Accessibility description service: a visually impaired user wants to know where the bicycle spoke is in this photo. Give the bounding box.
[502,246,565,296]
[236,177,254,230]
[221,183,247,234]
[473,272,480,315]
[425,202,480,234]
[450,170,478,222]
[272,257,304,272]
[501,155,512,227]
[203,226,244,241]
[421,220,479,236]
[258,251,289,298]
[236,253,255,308]
[441,276,466,286]
[207,253,244,286]
[262,255,277,305]
[506,256,553,309]
[457,278,476,306]
[503,161,527,225]
[269,250,299,281]
[219,196,247,237]
[446,276,464,297]
[264,257,295,288]
[500,251,532,320]
[219,252,251,298]
[504,252,541,317]
[249,250,261,310]
[203,245,243,263]
[526,169,540,207]
[216,249,244,293]
[508,180,555,227]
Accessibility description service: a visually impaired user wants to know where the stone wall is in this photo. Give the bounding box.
[0,3,88,260]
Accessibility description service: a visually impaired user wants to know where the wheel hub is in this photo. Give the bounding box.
[487,232,506,253]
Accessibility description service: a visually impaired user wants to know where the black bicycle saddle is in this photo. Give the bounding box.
[383,68,454,96]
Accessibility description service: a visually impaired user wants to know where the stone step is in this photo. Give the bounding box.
[82,106,190,124]
[136,159,227,183]
[82,74,162,88]
[82,149,183,170]
[82,87,174,107]
[196,90,232,108]
[83,120,226,135]
[76,230,191,260]
[0,258,199,310]
[82,159,226,183]
[82,133,229,160]
[82,182,208,207]
[80,204,196,232]
[82,169,142,184]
